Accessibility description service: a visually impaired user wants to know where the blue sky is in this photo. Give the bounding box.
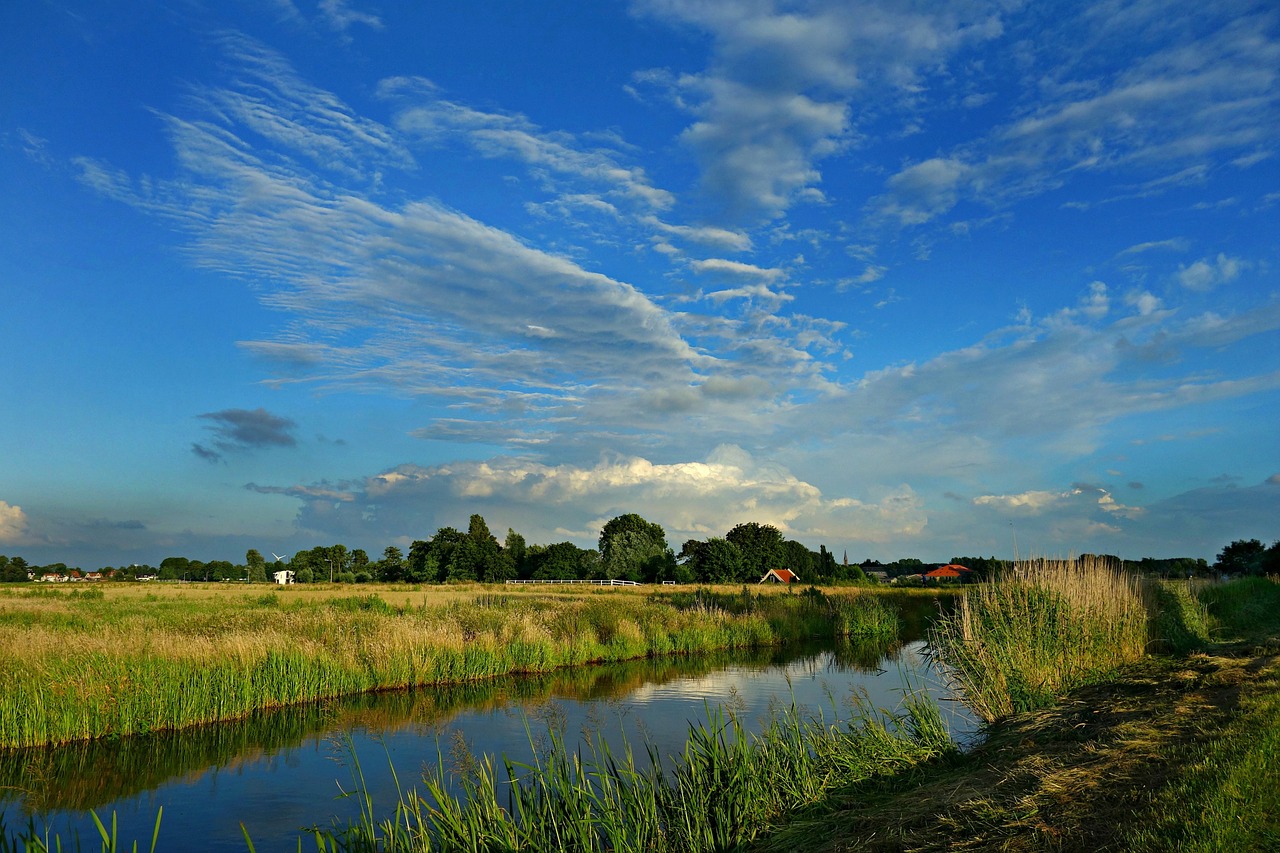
[2,0,1277,569]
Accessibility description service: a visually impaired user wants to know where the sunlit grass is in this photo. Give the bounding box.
[0,583,908,748]
[930,557,1149,721]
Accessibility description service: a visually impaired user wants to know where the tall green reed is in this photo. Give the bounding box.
[302,691,956,853]
[930,556,1148,721]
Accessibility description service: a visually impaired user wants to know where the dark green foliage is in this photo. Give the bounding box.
[725,522,786,579]
[1214,539,1280,577]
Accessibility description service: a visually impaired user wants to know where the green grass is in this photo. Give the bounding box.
[1121,656,1280,852]
[1147,580,1213,654]
[1196,575,1280,645]
[0,585,914,748]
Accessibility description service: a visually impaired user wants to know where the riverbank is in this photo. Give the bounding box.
[0,582,922,748]
[752,578,1280,852]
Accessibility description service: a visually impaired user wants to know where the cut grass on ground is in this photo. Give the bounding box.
[752,650,1280,853]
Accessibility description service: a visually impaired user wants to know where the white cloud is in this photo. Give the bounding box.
[1119,237,1190,255]
[0,501,31,545]
[973,489,1069,513]
[1124,290,1162,317]
[871,6,1280,230]
[879,157,974,225]
[1177,253,1245,291]
[272,445,928,549]
[644,217,754,252]
[632,0,1006,219]
[383,76,674,211]
[319,0,383,33]
[689,257,784,281]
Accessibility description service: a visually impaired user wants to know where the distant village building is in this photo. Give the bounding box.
[273,569,295,585]
[759,568,799,584]
[922,564,972,582]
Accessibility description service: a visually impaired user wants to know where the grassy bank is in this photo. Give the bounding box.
[0,583,903,748]
[752,574,1280,852]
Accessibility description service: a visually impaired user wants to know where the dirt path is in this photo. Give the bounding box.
[756,647,1279,852]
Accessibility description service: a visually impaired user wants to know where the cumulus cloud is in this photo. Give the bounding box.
[259,445,927,550]
[194,407,298,462]
[0,501,30,544]
[1177,253,1245,291]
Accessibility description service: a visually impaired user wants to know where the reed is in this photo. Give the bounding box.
[0,586,898,748]
[930,556,1148,721]
[304,690,956,853]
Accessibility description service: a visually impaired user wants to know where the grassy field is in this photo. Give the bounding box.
[4,573,1277,851]
[0,581,911,748]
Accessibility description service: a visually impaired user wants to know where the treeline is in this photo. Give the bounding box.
[286,515,867,586]
[0,514,866,586]
[3,530,1275,585]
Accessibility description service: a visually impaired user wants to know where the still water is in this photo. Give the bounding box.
[1,637,976,852]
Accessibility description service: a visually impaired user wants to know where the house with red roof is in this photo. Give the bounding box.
[759,568,799,584]
[922,564,972,582]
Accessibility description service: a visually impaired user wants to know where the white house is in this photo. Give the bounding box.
[273,569,295,585]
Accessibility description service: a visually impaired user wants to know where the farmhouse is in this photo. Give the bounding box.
[759,568,799,584]
[273,569,295,585]
[922,563,972,582]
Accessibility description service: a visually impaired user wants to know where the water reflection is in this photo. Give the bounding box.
[2,647,792,814]
[1,601,972,852]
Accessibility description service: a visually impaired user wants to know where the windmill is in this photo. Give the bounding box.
[272,553,288,563]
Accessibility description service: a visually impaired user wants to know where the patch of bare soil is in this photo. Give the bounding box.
[759,649,1277,853]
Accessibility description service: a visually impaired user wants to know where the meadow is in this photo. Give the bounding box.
[6,569,1275,851]
[0,581,913,749]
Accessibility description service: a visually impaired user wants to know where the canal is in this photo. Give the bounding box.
[2,635,976,851]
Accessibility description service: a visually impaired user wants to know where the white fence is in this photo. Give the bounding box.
[504,578,640,586]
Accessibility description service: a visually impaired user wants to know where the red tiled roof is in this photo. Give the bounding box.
[923,564,970,578]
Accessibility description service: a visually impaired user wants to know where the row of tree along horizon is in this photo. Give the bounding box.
[0,511,1272,585]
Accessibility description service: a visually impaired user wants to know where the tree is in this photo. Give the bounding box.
[406,540,435,583]
[463,514,503,581]
[1266,541,1280,576]
[246,549,268,583]
[0,555,30,583]
[599,513,670,581]
[680,538,744,583]
[781,540,816,581]
[159,556,190,581]
[378,546,405,582]
[1215,539,1268,576]
[725,522,786,581]
[528,542,594,580]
